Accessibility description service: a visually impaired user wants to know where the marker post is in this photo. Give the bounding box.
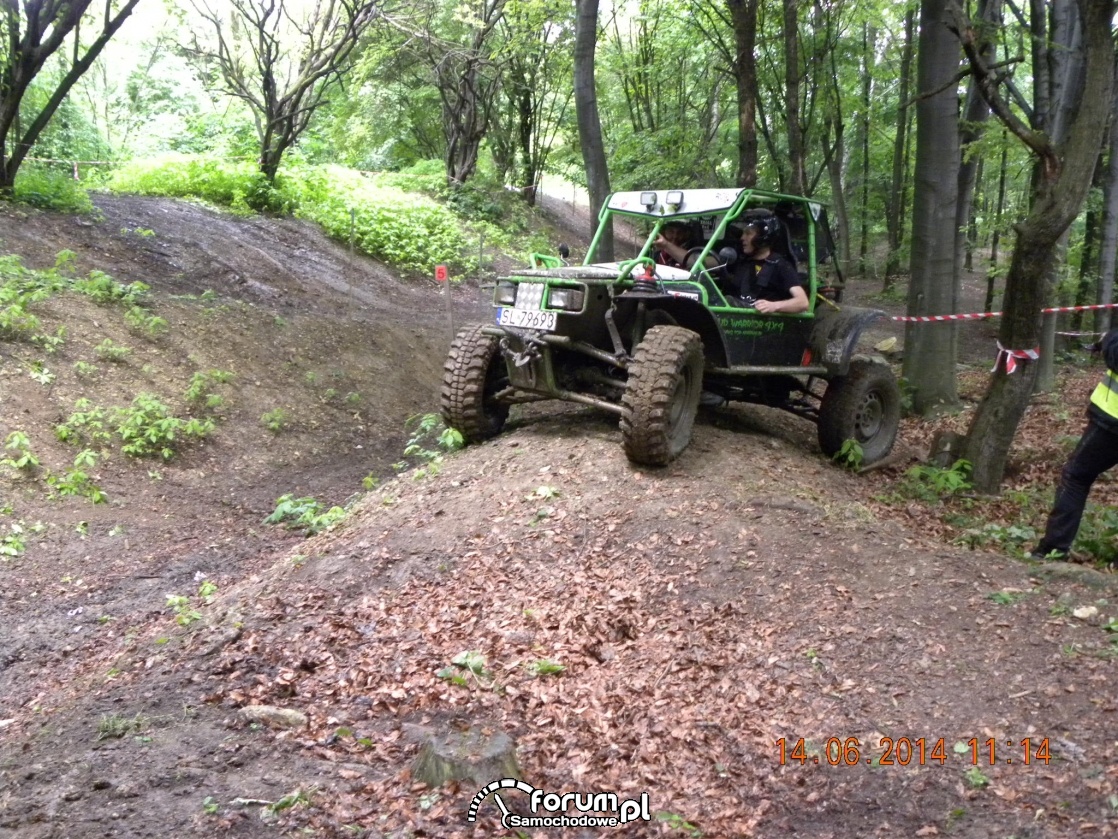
[436,264,454,338]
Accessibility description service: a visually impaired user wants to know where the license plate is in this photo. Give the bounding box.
[497,308,557,331]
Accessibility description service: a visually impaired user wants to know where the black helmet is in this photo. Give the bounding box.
[746,214,782,249]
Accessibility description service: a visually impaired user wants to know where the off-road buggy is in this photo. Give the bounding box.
[441,187,900,467]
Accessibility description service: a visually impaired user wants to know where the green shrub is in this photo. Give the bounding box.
[107,155,292,213]
[264,494,346,535]
[112,393,214,460]
[12,165,94,213]
[73,271,148,306]
[899,460,973,503]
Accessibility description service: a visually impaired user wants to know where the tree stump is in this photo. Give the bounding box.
[410,726,520,788]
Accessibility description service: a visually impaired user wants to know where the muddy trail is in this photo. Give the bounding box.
[0,194,1115,839]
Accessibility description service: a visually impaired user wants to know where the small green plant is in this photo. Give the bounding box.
[166,594,201,625]
[986,590,1029,606]
[1,522,29,557]
[73,360,99,378]
[96,712,146,741]
[94,339,131,362]
[265,789,312,815]
[264,494,346,535]
[361,472,380,490]
[184,369,235,410]
[46,450,107,503]
[202,796,220,815]
[122,226,156,238]
[124,305,169,338]
[436,650,493,686]
[73,271,148,306]
[832,438,864,471]
[56,399,112,446]
[32,326,66,353]
[899,459,973,503]
[527,659,566,677]
[526,485,560,501]
[963,767,990,789]
[344,391,362,406]
[655,812,703,836]
[955,522,1037,550]
[27,363,54,385]
[2,431,41,473]
[261,408,290,433]
[114,394,214,459]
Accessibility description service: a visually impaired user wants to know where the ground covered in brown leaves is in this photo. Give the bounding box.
[1,195,1116,839]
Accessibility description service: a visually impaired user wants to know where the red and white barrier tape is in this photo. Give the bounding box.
[891,302,1118,323]
[992,341,1039,374]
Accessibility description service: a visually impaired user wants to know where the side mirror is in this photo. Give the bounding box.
[558,243,571,260]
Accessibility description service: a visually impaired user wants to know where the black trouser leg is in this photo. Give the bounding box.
[1039,419,1118,553]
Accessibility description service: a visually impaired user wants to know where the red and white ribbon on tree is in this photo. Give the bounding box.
[992,341,1039,374]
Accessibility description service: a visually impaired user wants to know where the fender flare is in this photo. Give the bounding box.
[809,305,889,376]
[614,296,730,367]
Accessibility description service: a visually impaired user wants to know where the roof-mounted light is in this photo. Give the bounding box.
[665,190,683,210]
[640,191,657,210]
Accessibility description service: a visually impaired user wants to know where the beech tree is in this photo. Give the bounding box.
[573,0,612,259]
[901,0,962,414]
[1,0,141,193]
[953,0,1116,492]
[183,0,382,183]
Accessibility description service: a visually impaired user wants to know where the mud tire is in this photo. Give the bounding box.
[620,325,704,466]
[441,325,510,443]
[818,359,900,464]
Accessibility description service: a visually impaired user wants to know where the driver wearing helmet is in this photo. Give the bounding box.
[728,215,808,314]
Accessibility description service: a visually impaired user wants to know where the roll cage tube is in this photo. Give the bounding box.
[583,188,823,312]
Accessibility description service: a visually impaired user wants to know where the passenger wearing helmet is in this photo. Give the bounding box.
[727,215,808,314]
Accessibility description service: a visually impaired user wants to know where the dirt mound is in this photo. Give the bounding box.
[0,195,1116,838]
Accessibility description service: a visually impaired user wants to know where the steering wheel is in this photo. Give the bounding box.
[682,247,707,270]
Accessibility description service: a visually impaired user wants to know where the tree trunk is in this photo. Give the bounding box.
[1097,56,1118,334]
[960,0,1116,493]
[902,0,961,415]
[782,0,807,196]
[986,130,1009,313]
[955,0,1001,288]
[858,23,874,271]
[884,7,916,284]
[726,0,758,187]
[574,0,613,260]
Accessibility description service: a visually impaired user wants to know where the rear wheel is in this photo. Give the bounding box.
[818,359,900,464]
[620,325,703,466]
[441,325,510,443]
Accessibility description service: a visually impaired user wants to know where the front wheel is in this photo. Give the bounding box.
[441,325,510,443]
[620,325,704,466]
[817,359,900,464]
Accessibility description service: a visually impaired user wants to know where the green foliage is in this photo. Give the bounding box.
[264,494,346,535]
[108,155,293,213]
[184,369,235,410]
[436,650,492,686]
[124,306,169,338]
[73,272,148,306]
[526,659,565,677]
[832,439,864,471]
[261,408,290,433]
[963,767,990,789]
[1,520,44,558]
[94,338,131,362]
[12,165,94,213]
[955,522,1036,550]
[400,412,464,479]
[112,394,214,459]
[899,460,973,503]
[32,326,66,353]
[2,431,41,473]
[1074,505,1118,565]
[56,399,112,446]
[46,450,108,503]
[986,590,1029,606]
[96,712,146,741]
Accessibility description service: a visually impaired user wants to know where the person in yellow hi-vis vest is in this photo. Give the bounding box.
[1031,329,1118,560]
